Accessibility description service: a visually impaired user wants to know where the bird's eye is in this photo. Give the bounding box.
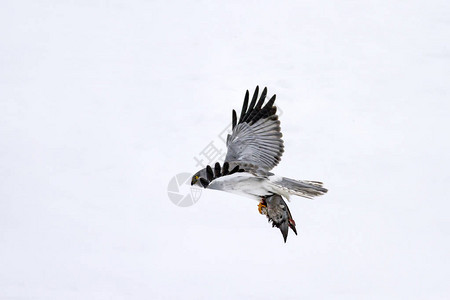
[195,176,199,180]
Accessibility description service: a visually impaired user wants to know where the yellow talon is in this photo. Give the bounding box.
[258,200,267,214]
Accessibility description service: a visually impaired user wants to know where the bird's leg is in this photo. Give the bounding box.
[258,198,267,215]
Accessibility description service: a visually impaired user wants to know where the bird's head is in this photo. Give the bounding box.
[191,168,207,187]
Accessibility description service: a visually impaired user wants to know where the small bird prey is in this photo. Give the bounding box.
[191,86,327,242]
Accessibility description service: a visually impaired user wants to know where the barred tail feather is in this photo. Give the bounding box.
[269,176,328,200]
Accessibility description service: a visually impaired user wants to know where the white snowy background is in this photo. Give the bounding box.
[1,1,449,299]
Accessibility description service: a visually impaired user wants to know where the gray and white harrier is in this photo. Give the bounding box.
[191,86,327,242]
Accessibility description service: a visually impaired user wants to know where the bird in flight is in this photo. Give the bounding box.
[191,86,327,242]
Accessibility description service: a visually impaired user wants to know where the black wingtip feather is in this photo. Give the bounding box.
[256,87,267,109]
[206,165,213,181]
[236,86,278,124]
[222,162,229,175]
[252,86,259,105]
[232,110,237,129]
[270,106,277,116]
[229,165,240,174]
[214,162,221,178]
[243,86,259,123]
[264,94,276,109]
[199,178,209,188]
[243,86,270,124]
[238,91,249,123]
[250,94,277,123]
[202,162,244,186]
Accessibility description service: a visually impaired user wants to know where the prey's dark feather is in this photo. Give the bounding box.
[261,194,298,242]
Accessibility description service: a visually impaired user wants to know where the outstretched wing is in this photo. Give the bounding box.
[225,86,284,172]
